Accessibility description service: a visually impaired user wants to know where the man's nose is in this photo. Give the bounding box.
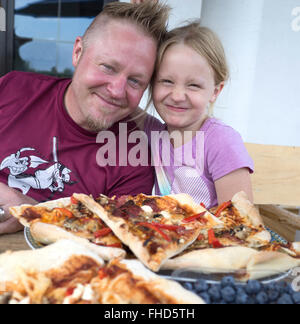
[107,75,127,99]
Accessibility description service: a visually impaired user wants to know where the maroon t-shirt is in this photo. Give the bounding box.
[0,71,154,202]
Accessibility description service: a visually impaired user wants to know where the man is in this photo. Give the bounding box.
[0,1,170,234]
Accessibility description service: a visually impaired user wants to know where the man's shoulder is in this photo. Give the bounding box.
[4,70,55,81]
[2,71,69,88]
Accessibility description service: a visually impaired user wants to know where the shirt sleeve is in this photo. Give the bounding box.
[206,124,254,182]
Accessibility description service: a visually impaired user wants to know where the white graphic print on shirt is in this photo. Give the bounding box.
[0,137,74,195]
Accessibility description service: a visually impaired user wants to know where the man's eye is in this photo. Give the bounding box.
[101,64,114,72]
[128,78,141,88]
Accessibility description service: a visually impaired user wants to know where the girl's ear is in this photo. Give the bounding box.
[72,37,84,68]
[210,82,225,104]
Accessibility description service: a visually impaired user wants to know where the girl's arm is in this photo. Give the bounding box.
[214,168,254,204]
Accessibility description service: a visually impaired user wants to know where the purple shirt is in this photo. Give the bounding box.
[0,71,154,202]
[145,115,254,209]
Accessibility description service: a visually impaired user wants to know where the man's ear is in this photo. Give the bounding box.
[72,37,84,68]
[210,82,225,104]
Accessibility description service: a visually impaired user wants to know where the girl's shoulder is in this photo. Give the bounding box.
[201,117,235,132]
[201,117,243,142]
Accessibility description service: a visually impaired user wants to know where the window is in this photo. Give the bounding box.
[0,0,118,77]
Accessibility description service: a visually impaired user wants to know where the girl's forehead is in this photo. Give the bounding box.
[159,43,215,78]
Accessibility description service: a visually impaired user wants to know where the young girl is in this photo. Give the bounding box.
[144,22,254,209]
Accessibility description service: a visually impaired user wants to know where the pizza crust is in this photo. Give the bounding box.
[161,246,300,281]
[120,260,204,304]
[231,191,264,227]
[246,251,300,280]
[30,222,126,261]
[9,197,71,227]
[0,240,104,284]
[75,193,203,272]
[161,246,259,274]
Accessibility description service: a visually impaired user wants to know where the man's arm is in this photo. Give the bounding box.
[0,183,37,235]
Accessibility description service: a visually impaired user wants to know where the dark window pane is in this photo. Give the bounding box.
[13,0,117,77]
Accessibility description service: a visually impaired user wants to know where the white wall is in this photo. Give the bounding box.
[122,0,202,28]
[201,0,300,146]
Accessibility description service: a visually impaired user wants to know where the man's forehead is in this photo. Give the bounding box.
[89,21,157,72]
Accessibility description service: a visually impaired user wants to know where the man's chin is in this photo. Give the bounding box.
[85,116,115,132]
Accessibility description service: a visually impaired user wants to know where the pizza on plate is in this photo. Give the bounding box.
[161,192,300,281]
[0,240,203,304]
[75,193,214,272]
[9,195,125,261]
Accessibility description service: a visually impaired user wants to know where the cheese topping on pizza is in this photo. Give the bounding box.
[96,194,204,256]
[20,196,123,248]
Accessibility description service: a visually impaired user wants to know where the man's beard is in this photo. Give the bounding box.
[85,115,115,133]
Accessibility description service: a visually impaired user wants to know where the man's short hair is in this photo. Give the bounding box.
[82,1,170,48]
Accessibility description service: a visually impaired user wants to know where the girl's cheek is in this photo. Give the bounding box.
[153,85,167,106]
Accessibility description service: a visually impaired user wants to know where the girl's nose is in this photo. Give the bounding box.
[170,86,186,102]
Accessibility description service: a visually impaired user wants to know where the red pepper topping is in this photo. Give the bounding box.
[208,228,223,248]
[94,228,112,238]
[197,234,205,241]
[70,196,79,205]
[182,212,207,223]
[138,222,171,242]
[54,208,74,219]
[98,268,107,280]
[153,223,186,232]
[214,201,232,218]
[65,287,75,296]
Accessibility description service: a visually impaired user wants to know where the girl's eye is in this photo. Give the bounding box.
[160,79,173,85]
[189,84,201,89]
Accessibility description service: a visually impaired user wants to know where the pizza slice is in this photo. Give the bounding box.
[9,195,125,261]
[184,191,272,253]
[0,240,204,304]
[76,193,210,272]
[161,191,300,281]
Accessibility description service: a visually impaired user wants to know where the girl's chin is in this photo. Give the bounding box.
[162,116,189,129]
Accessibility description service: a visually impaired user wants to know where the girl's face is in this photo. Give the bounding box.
[153,43,224,133]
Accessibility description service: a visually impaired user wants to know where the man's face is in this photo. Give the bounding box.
[66,20,157,132]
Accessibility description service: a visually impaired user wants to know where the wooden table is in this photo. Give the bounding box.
[0,231,29,253]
